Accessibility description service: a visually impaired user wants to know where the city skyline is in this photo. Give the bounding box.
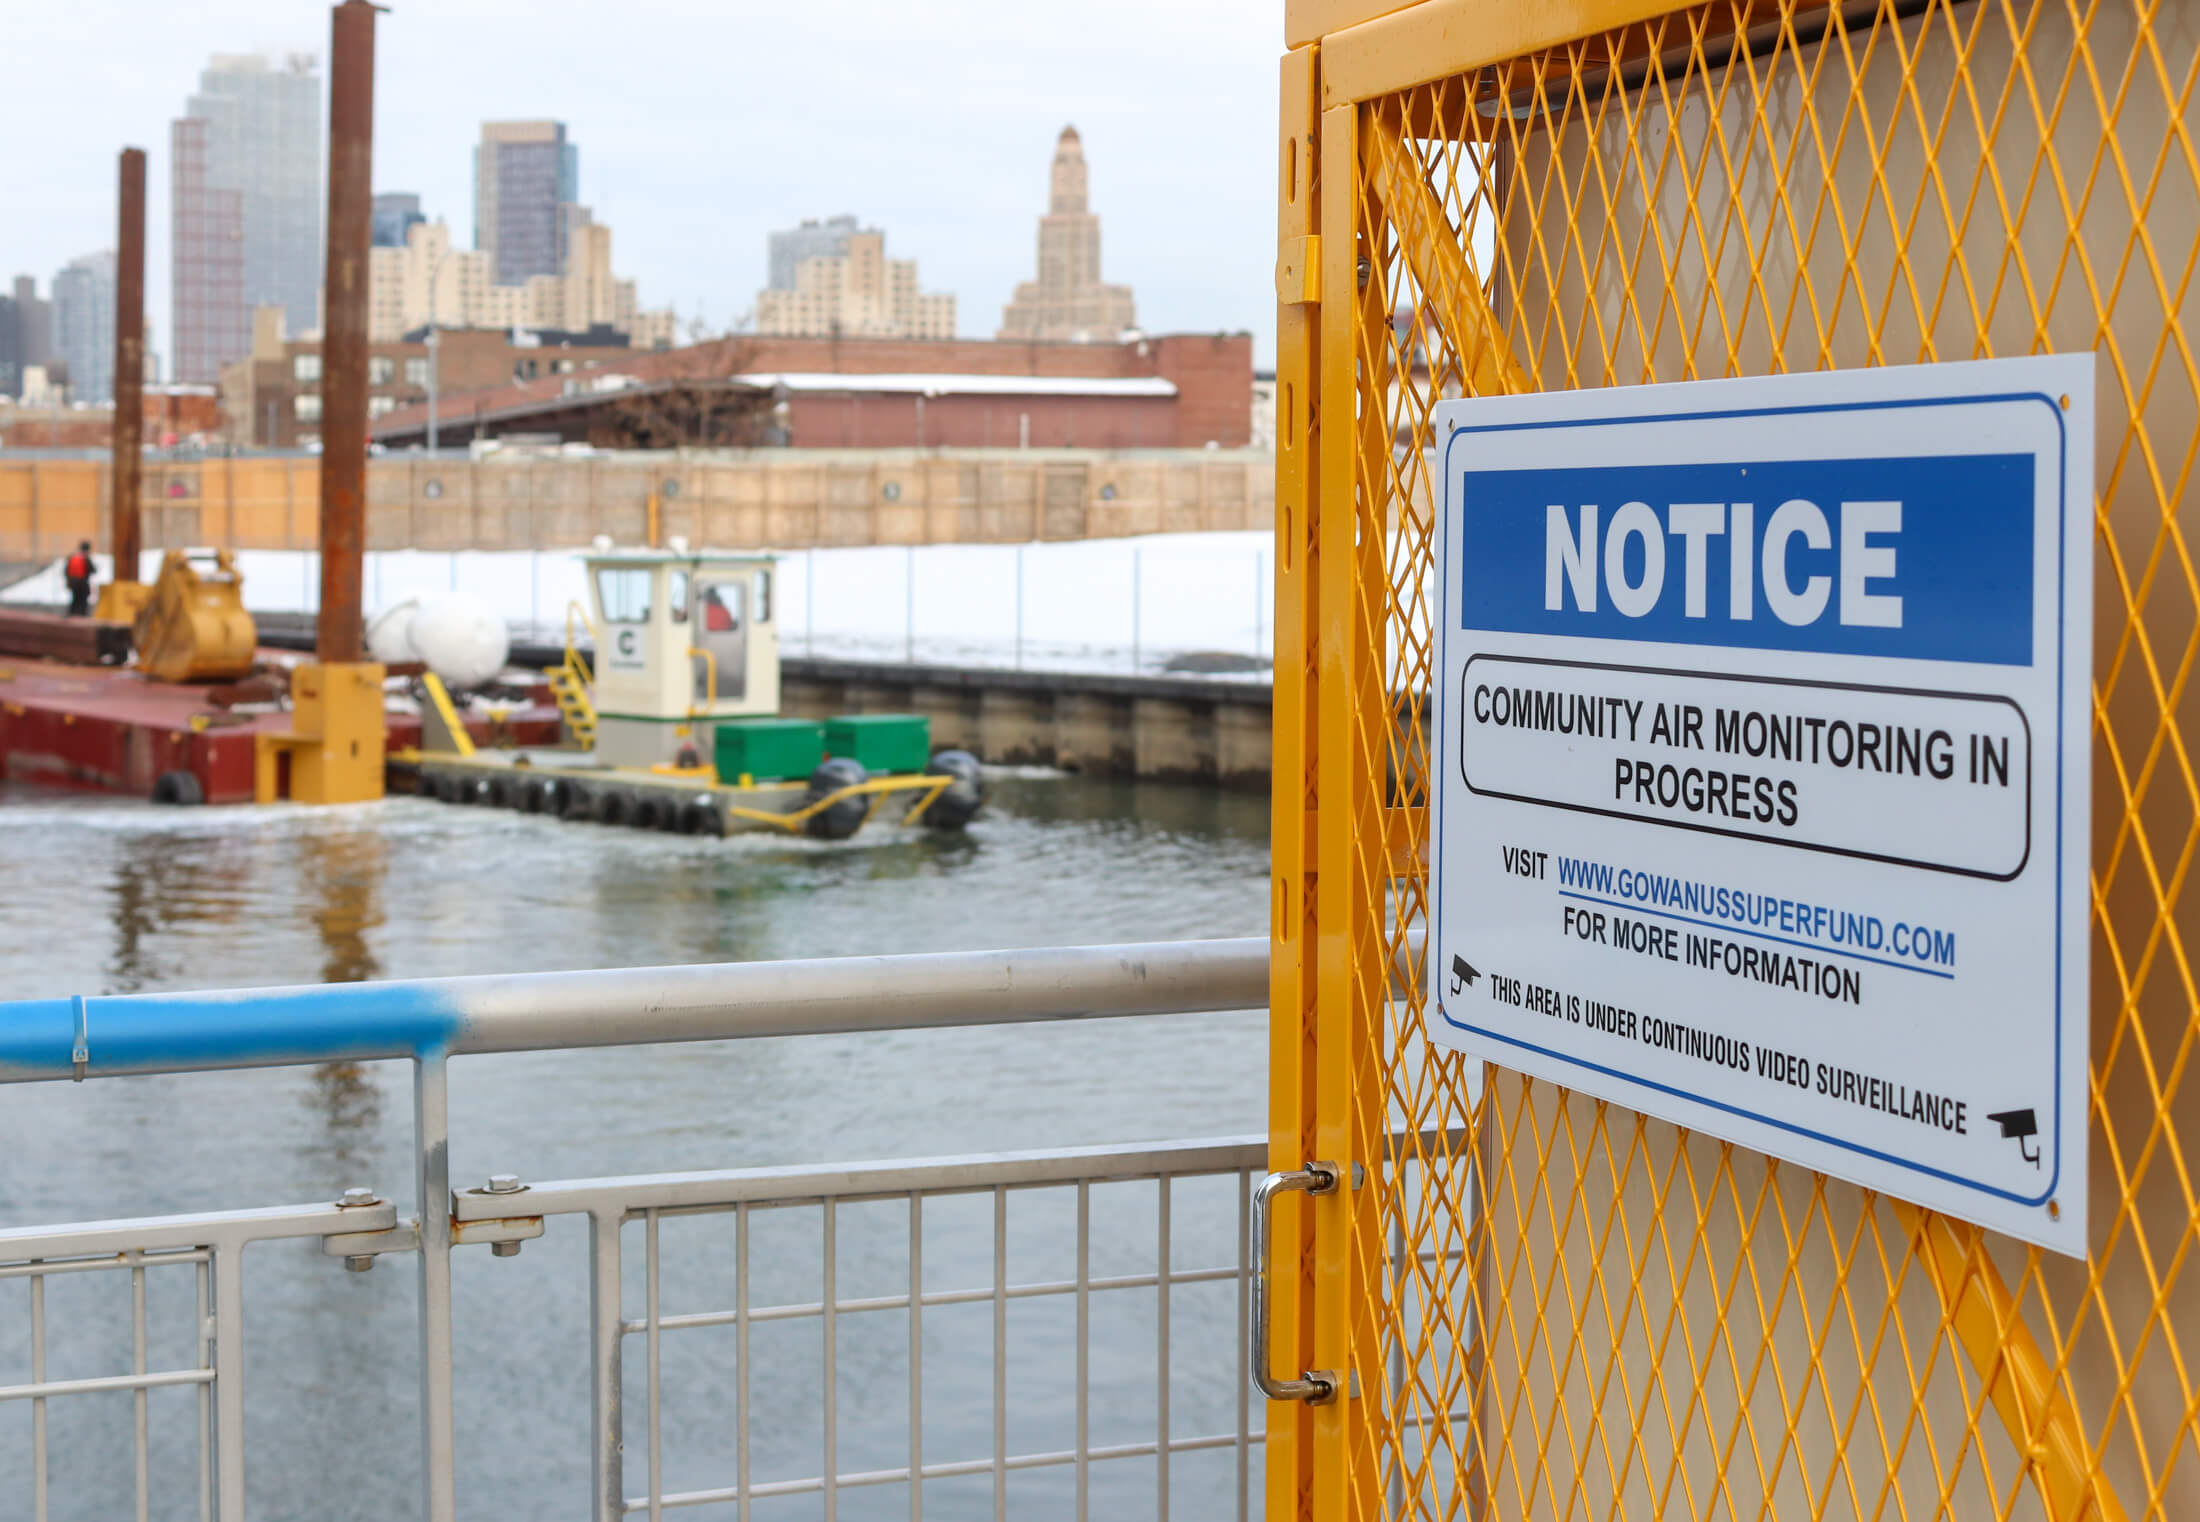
[5,0,1274,375]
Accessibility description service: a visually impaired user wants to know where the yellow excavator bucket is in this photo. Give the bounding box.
[133,548,257,684]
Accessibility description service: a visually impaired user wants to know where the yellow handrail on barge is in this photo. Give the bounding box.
[545,601,598,747]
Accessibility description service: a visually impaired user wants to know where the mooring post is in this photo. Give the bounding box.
[95,148,149,623]
[318,0,375,664]
[284,0,387,805]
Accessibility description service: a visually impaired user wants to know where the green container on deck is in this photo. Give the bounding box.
[824,714,931,775]
[714,718,824,783]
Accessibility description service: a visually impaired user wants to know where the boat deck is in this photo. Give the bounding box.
[0,654,561,803]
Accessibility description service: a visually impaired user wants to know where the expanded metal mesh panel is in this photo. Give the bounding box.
[1300,2,2200,1518]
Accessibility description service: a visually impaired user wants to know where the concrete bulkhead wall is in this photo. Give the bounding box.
[0,448,1273,560]
[778,657,1279,789]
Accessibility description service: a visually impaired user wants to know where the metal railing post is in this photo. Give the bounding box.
[213,1244,247,1521]
[1234,1170,1250,1522]
[991,1186,1007,1522]
[908,1193,923,1522]
[823,1199,839,1522]
[1074,1181,1090,1522]
[1156,1177,1172,1522]
[198,1259,214,1522]
[646,1211,663,1522]
[32,1266,46,1522]
[132,1257,149,1522]
[414,1053,457,1522]
[590,1207,624,1522]
[736,1204,752,1522]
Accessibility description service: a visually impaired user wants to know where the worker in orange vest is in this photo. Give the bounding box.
[62,541,95,618]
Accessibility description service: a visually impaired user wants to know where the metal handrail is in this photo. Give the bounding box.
[686,642,716,718]
[453,1134,1269,1223]
[0,937,1271,1082]
[563,598,596,665]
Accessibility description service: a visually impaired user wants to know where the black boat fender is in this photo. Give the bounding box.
[919,750,985,830]
[803,757,870,840]
[150,770,205,805]
[679,797,725,836]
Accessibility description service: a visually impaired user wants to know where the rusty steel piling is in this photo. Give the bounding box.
[110,147,146,586]
[316,0,378,664]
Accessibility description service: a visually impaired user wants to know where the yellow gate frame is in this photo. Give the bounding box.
[1274,2,2195,1518]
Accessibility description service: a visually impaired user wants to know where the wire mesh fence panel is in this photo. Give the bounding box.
[1283,2,2200,1518]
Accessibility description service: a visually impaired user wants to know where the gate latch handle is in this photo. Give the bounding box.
[1251,1160,1356,1403]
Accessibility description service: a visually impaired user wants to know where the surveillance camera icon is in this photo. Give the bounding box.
[1449,955,1479,996]
[1986,1107,2041,1167]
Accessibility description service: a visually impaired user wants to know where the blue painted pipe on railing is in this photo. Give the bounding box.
[0,983,466,1081]
[0,937,1275,1084]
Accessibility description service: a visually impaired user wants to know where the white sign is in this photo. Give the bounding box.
[605,624,648,672]
[1428,357,2093,1256]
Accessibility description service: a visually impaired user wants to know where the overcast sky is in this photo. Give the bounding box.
[12,0,1279,370]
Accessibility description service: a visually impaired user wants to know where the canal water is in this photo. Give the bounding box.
[0,774,1271,1520]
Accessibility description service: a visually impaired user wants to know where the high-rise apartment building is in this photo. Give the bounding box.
[768,215,863,293]
[171,115,246,385]
[475,121,578,284]
[997,126,1137,343]
[755,226,955,340]
[372,192,426,249]
[365,216,675,348]
[51,252,118,404]
[171,52,322,384]
[0,275,52,399]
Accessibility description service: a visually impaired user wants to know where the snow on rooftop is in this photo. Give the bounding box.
[731,372,1178,399]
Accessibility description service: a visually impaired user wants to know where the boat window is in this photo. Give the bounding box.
[754,570,771,623]
[698,581,744,633]
[596,567,652,625]
[668,570,689,623]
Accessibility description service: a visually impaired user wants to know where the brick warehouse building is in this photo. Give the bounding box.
[226,323,647,449]
[0,386,224,449]
[371,331,1254,451]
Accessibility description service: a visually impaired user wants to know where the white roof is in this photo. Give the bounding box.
[584,546,777,566]
[731,371,1177,399]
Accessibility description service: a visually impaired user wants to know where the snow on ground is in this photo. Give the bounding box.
[3,534,1279,679]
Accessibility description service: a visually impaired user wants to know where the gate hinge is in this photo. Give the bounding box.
[1277,236,1323,305]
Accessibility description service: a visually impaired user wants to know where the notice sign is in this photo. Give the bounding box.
[1429,357,2094,1256]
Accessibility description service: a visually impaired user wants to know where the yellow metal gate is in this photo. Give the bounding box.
[1270,1,2199,1517]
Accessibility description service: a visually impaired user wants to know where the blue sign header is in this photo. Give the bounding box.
[1455,452,2035,666]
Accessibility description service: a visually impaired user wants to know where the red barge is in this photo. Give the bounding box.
[0,617,561,805]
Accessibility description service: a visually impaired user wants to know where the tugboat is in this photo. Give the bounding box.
[399,540,982,839]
